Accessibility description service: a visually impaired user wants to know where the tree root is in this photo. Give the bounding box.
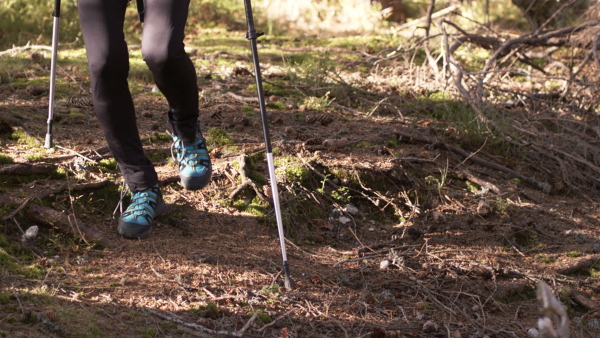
[228,154,270,204]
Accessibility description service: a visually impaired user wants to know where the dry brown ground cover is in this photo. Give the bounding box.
[2,30,600,338]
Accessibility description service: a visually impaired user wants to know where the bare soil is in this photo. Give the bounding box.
[1,48,600,338]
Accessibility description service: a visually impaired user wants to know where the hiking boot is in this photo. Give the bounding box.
[117,185,165,239]
[171,134,212,190]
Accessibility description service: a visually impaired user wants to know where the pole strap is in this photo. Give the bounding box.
[136,0,144,23]
[53,0,61,17]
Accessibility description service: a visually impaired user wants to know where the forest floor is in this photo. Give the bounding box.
[1,31,600,338]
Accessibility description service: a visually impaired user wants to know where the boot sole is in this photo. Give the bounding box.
[117,201,166,239]
[180,168,212,191]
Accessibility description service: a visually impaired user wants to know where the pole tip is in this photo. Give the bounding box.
[44,134,53,149]
[284,275,294,291]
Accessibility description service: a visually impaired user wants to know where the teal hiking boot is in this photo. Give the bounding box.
[171,134,212,190]
[117,185,165,239]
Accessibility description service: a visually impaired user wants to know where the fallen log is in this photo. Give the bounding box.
[0,194,113,247]
[0,163,57,175]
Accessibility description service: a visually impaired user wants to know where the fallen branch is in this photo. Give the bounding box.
[144,308,257,337]
[0,43,53,56]
[455,171,501,194]
[395,4,459,31]
[394,130,551,193]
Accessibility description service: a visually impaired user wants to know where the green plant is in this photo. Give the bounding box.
[301,91,334,111]
[261,284,280,294]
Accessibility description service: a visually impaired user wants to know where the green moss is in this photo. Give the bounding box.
[246,81,295,97]
[266,100,286,110]
[495,284,536,304]
[25,154,43,162]
[137,328,157,338]
[247,171,267,185]
[21,264,43,278]
[50,167,68,180]
[97,159,118,171]
[206,128,234,147]
[190,302,221,319]
[242,105,255,115]
[540,256,558,264]
[285,165,309,184]
[355,141,372,148]
[0,248,43,278]
[566,251,581,258]
[0,293,10,305]
[255,310,272,324]
[0,154,14,164]
[10,130,41,148]
[147,152,170,162]
[148,132,172,144]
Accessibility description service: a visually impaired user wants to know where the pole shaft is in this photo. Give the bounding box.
[243,0,293,290]
[45,15,60,149]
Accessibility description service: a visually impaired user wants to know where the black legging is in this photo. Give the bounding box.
[78,0,199,192]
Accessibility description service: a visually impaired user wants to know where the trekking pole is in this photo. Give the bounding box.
[45,0,61,149]
[243,0,294,290]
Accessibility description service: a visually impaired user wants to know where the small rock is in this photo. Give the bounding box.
[422,320,438,333]
[587,318,599,331]
[338,216,352,224]
[592,243,600,254]
[25,85,46,97]
[31,52,44,61]
[407,227,423,240]
[344,205,359,215]
[379,259,390,270]
[432,211,446,223]
[451,330,462,338]
[151,85,160,93]
[527,328,539,337]
[477,199,491,216]
[21,225,39,242]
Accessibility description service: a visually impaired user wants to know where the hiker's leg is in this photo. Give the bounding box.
[141,0,199,143]
[78,0,158,192]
